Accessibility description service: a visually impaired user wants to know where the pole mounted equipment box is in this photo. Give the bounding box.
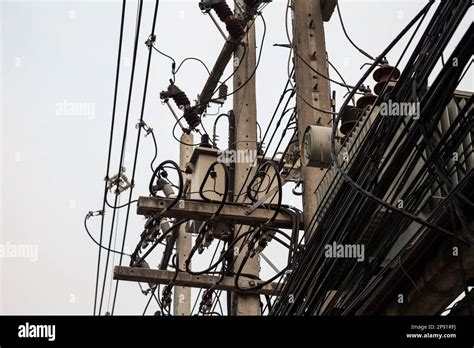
[188,146,226,201]
[186,146,229,240]
[302,125,341,168]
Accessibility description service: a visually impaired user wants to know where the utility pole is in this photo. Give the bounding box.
[292,0,333,238]
[173,131,193,315]
[112,0,279,316]
[231,0,261,315]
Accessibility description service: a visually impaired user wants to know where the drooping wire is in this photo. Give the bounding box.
[335,2,375,61]
[175,57,211,75]
[84,212,131,257]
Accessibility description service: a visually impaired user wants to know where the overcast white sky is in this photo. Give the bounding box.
[0,0,472,315]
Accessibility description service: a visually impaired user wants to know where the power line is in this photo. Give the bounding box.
[111,0,163,314]
[88,0,472,317]
[93,0,127,316]
[98,0,144,316]
[271,0,474,315]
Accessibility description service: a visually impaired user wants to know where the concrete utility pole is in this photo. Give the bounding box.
[231,0,261,315]
[173,131,193,315]
[292,0,333,238]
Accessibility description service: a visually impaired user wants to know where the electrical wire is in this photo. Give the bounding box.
[84,213,131,257]
[285,0,356,90]
[335,2,375,61]
[212,12,266,101]
[175,57,211,75]
[152,44,177,83]
[110,0,161,315]
[98,0,145,316]
[271,0,474,315]
[93,0,126,317]
[328,1,460,241]
[105,198,138,210]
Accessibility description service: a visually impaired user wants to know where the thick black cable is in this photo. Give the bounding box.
[270,0,474,313]
[131,219,188,267]
[103,0,145,315]
[328,1,455,239]
[84,213,131,257]
[149,129,159,172]
[335,3,375,61]
[198,161,230,216]
[93,0,126,317]
[105,198,138,210]
[112,0,161,312]
[175,57,211,75]
[268,0,436,316]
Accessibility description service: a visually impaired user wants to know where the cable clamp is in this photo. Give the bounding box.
[87,210,104,218]
[136,120,153,137]
[145,34,156,48]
